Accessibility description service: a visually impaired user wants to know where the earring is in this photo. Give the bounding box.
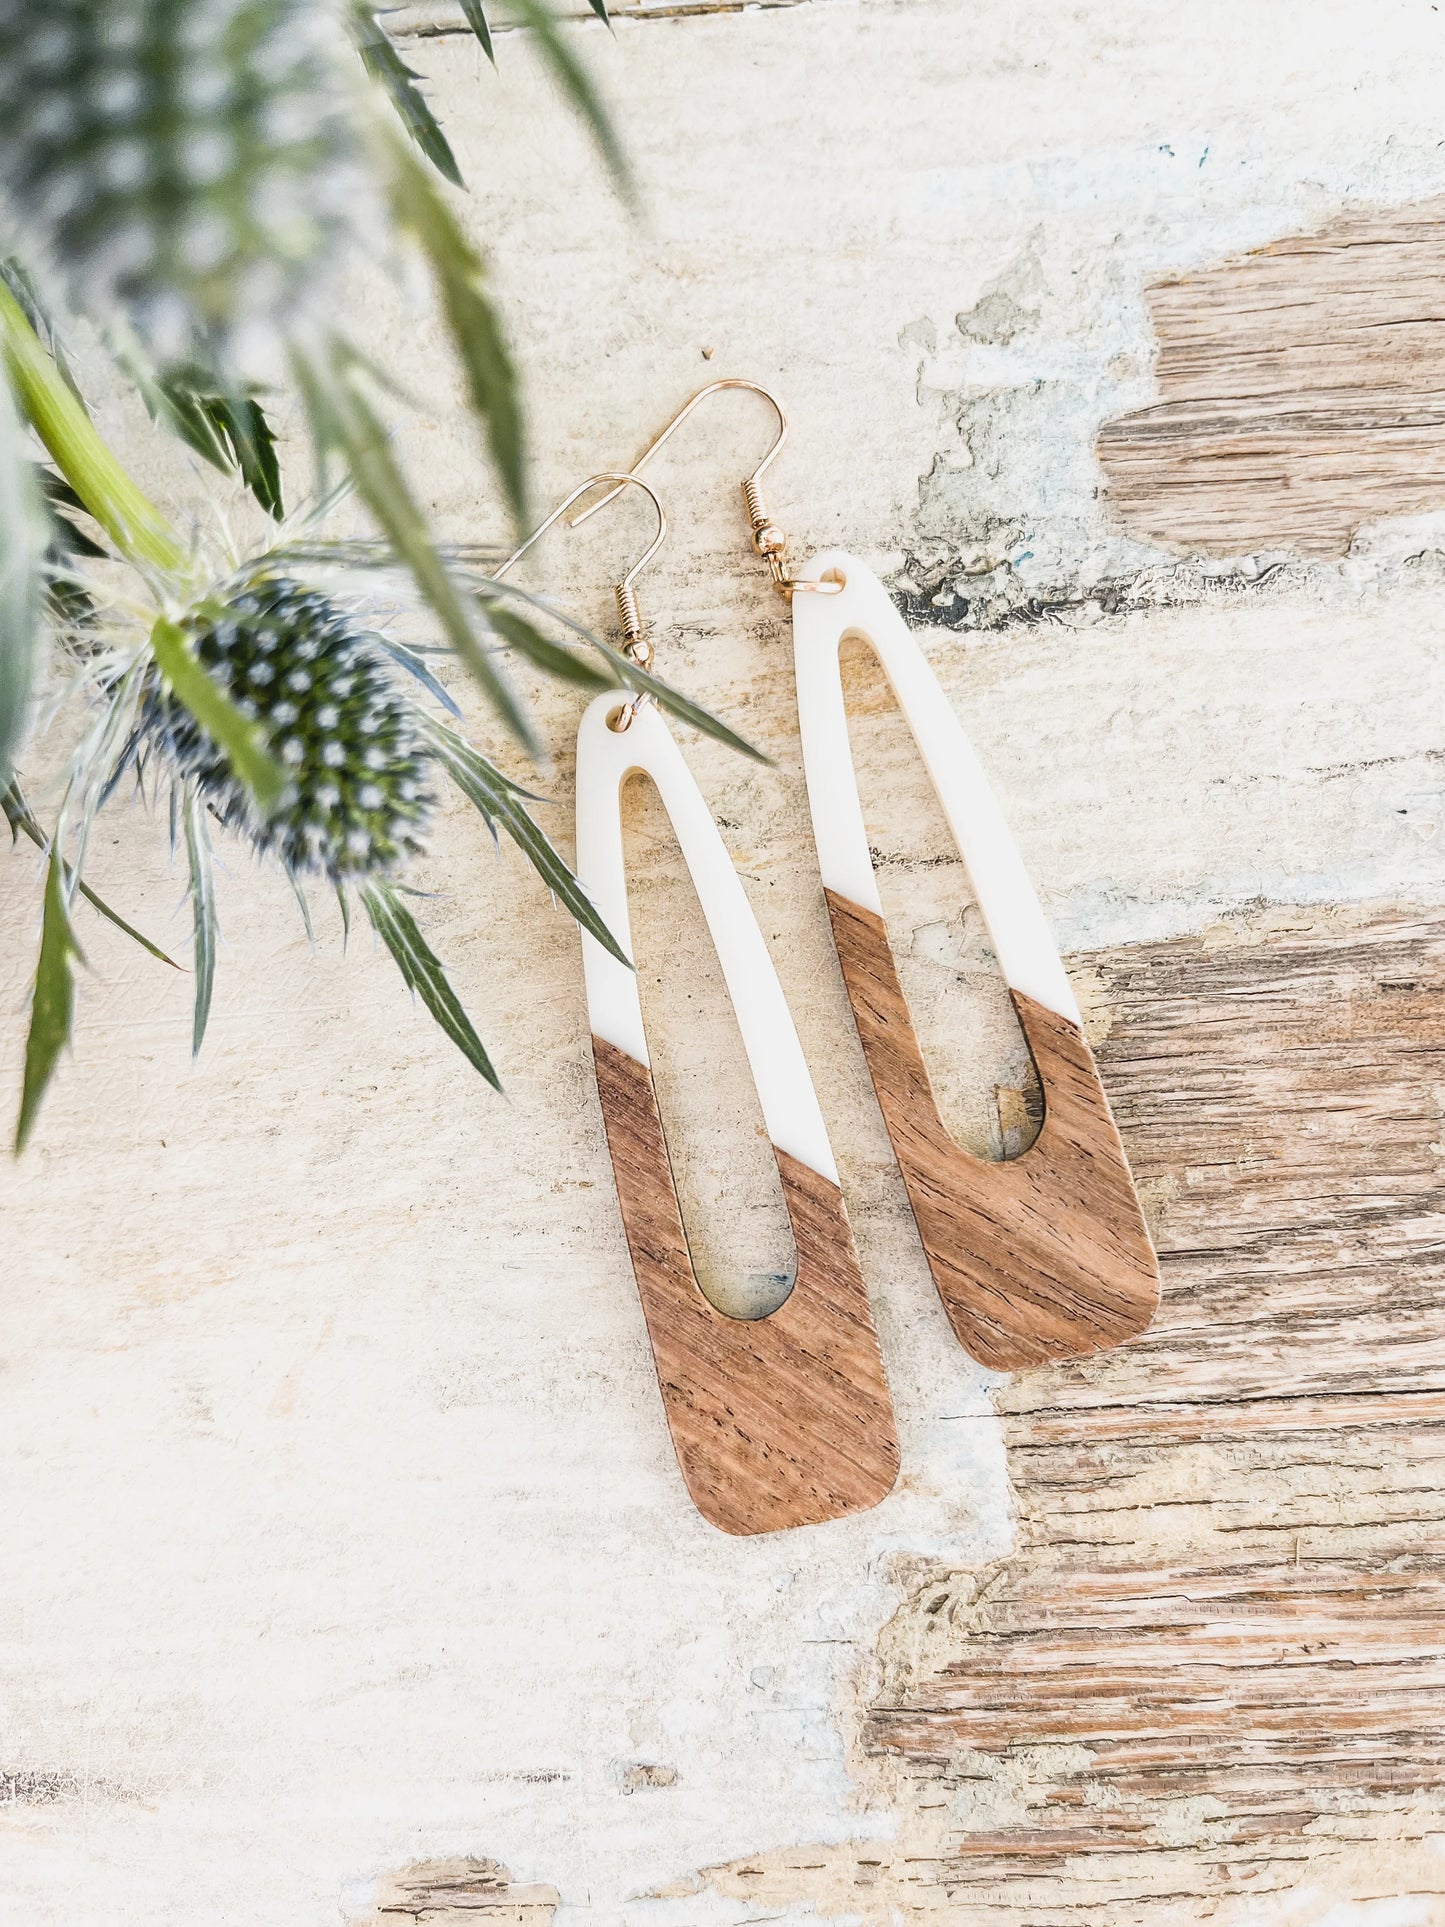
[582,386,1161,1373]
[495,473,898,1535]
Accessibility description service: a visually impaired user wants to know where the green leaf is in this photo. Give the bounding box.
[184,393,282,520]
[506,0,630,199]
[372,632,463,716]
[474,572,768,760]
[219,396,284,521]
[0,277,183,574]
[0,376,44,787]
[289,870,315,944]
[37,471,94,519]
[182,786,217,1057]
[352,4,464,185]
[34,467,102,627]
[150,377,233,471]
[292,342,537,753]
[457,0,495,63]
[418,714,630,965]
[39,470,109,559]
[149,615,288,815]
[118,341,284,519]
[483,602,616,690]
[0,258,84,402]
[3,780,179,966]
[136,362,286,521]
[386,140,526,526]
[14,842,82,1153]
[360,877,499,1088]
[594,638,770,763]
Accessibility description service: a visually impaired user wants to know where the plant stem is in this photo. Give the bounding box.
[0,278,185,575]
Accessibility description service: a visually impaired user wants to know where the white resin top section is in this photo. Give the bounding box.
[573,692,840,1185]
[792,552,1083,1028]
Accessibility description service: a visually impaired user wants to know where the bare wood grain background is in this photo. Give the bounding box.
[873,905,1445,1913]
[1098,201,1445,555]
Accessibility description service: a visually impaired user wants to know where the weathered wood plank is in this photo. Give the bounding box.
[858,902,1445,1909]
[375,1856,559,1922]
[658,903,1445,1921]
[1000,908,1445,1414]
[1097,201,1445,554]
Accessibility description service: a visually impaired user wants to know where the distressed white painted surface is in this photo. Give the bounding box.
[3,1,1445,1921]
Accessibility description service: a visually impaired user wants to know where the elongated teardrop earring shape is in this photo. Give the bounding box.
[791,554,1160,1372]
[575,693,899,1532]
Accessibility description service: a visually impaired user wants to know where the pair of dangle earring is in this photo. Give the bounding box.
[498,383,1160,1537]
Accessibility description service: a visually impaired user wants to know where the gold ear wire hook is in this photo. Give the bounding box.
[494,470,665,656]
[569,378,841,600]
[570,379,784,526]
[492,471,667,732]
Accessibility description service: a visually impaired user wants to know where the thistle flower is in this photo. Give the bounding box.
[140,576,434,881]
[0,0,647,1151]
[0,0,362,375]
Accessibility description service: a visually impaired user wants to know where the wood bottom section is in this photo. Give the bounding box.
[826,888,1159,1371]
[591,1035,899,1536]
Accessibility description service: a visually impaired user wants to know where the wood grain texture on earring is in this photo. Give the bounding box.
[592,1036,898,1536]
[826,889,1159,1372]
[791,554,1160,1373]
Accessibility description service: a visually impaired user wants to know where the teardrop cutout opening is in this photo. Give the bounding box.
[620,769,799,1320]
[836,631,1043,1162]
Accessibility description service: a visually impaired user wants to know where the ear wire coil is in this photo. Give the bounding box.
[616,582,643,644]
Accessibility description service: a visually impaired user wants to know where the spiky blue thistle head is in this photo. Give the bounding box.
[0,0,361,374]
[143,577,436,881]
